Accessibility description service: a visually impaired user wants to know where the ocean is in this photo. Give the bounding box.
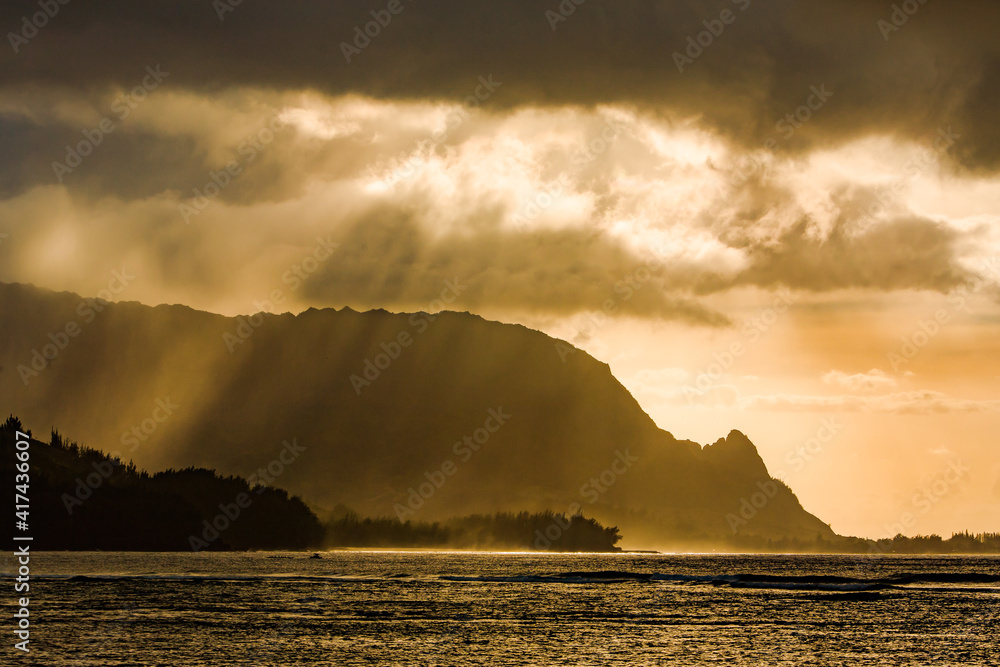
[5,551,998,665]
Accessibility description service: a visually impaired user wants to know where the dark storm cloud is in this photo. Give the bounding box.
[0,0,995,323]
[0,114,204,200]
[723,214,972,294]
[301,208,730,325]
[687,173,980,295]
[2,0,1000,169]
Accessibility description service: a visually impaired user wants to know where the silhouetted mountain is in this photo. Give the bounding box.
[0,281,836,550]
[0,415,323,550]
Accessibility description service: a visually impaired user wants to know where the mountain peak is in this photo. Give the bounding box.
[703,429,770,478]
[725,429,754,447]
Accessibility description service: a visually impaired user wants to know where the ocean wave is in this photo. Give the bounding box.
[437,570,1000,592]
[6,570,998,593]
[890,572,1000,585]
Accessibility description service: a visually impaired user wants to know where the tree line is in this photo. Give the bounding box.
[1,415,621,552]
[1,415,322,550]
[324,510,623,552]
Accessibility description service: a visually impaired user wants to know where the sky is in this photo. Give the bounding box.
[1,0,998,538]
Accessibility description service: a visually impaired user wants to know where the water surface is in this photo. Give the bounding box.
[5,551,997,665]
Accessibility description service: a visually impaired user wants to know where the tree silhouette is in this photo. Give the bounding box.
[0,416,323,551]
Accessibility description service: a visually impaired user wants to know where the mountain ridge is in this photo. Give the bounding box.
[0,280,835,550]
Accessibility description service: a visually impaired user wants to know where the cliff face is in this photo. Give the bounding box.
[0,281,835,549]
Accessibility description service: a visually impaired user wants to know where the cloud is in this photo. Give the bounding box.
[741,390,1000,415]
[628,380,741,409]
[631,374,1000,415]
[0,81,994,323]
[3,1,1000,171]
[822,369,897,392]
[713,212,974,295]
[633,368,690,385]
[303,212,730,324]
